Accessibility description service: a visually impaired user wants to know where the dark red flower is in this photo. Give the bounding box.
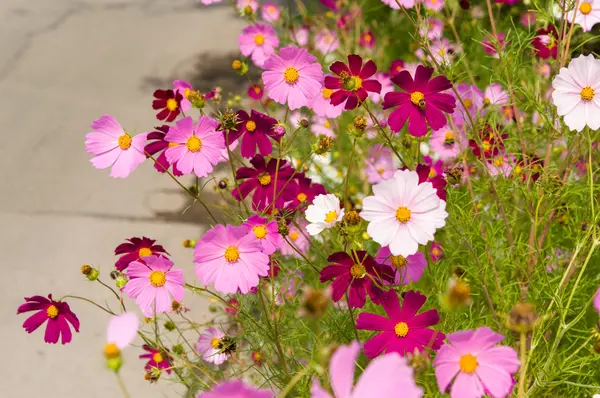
[227,110,281,158]
[232,155,299,211]
[532,25,559,59]
[17,294,80,344]
[513,154,543,182]
[248,84,264,100]
[144,125,183,176]
[114,237,169,271]
[469,123,507,159]
[290,173,327,209]
[359,30,376,48]
[325,54,382,110]
[152,89,182,122]
[320,251,394,308]
[140,345,172,374]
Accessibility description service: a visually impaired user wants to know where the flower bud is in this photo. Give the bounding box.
[232,60,248,75]
[116,276,128,289]
[110,270,120,280]
[242,5,254,16]
[507,302,539,334]
[406,347,431,373]
[251,351,264,365]
[182,239,197,248]
[299,288,331,318]
[106,356,123,372]
[300,119,309,128]
[187,90,206,109]
[164,320,176,331]
[219,110,240,131]
[188,185,199,196]
[218,179,229,190]
[343,210,361,226]
[353,116,367,132]
[273,124,286,138]
[81,265,99,281]
[172,344,184,355]
[313,136,334,155]
[278,222,289,237]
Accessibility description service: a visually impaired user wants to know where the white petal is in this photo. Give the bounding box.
[552,91,581,116]
[389,225,419,257]
[367,219,396,247]
[585,101,600,130]
[361,196,396,222]
[306,223,326,236]
[305,205,326,223]
[563,103,587,132]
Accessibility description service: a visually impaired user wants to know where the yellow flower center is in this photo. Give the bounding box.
[395,206,411,223]
[254,34,265,45]
[482,141,492,152]
[352,76,363,90]
[429,168,437,178]
[297,193,307,202]
[166,98,178,112]
[246,120,257,132]
[284,67,300,84]
[118,134,132,150]
[324,121,331,128]
[494,157,504,166]
[394,322,409,337]
[149,271,167,287]
[104,343,121,359]
[391,255,408,269]
[323,88,334,99]
[350,263,367,278]
[254,86,261,94]
[186,136,202,152]
[432,248,441,257]
[46,304,59,319]
[139,247,152,257]
[581,86,595,101]
[183,88,191,99]
[377,167,385,174]
[224,246,240,263]
[410,91,425,108]
[463,98,473,108]
[210,337,222,349]
[253,225,267,239]
[459,354,478,373]
[268,5,275,12]
[444,132,455,145]
[325,211,338,223]
[580,1,592,14]
[364,34,372,42]
[152,352,164,363]
[289,231,299,241]
[258,172,272,186]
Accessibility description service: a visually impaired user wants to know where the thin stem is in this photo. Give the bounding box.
[115,372,131,398]
[344,139,357,210]
[97,278,126,312]
[61,295,116,315]
[277,364,313,398]
[518,332,527,398]
[345,293,360,342]
[258,289,290,379]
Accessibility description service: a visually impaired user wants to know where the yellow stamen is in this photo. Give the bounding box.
[246,120,257,132]
[484,97,491,105]
[152,352,164,364]
[224,246,240,263]
[350,263,366,279]
[410,91,425,109]
[324,211,338,223]
[581,86,594,102]
[352,76,363,91]
[253,225,267,239]
[459,354,478,373]
[391,255,408,269]
[580,1,592,14]
[297,193,307,202]
[257,173,271,186]
[166,98,178,112]
[494,157,504,166]
[322,88,334,99]
[289,231,299,241]
[139,247,152,257]
[395,206,411,223]
[254,34,265,45]
[324,121,331,128]
[210,337,222,349]
[118,134,132,150]
[183,88,191,99]
[429,168,437,178]
[149,271,167,287]
[104,343,120,359]
[394,322,409,337]
[444,131,455,145]
[186,136,202,152]
[463,99,473,108]
[377,167,385,174]
[46,304,59,319]
[482,141,492,152]
[284,67,299,84]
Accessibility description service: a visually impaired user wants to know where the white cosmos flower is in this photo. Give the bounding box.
[552,54,600,132]
[361,169,448,257]
[305,194,345,236]
[567,0,600,32]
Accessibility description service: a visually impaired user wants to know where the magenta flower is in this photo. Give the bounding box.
[232,155,299,211]
[173,80,193,112]
[383,65,456,137]
[248,84,264,100]
[389,59,405,76]
[415,163,447,201]
[532,25,558,59]
[356,290,444,358]
[194,224,270,294]
[431,242,444,261]
[375,246,427,285]
[228,110,280,158]
[114,236,169,271]
[152,89,182,122]
[430,125,467,160]
[359,30,376,48]
[433,327,520,398]
[140,345,172,374]
[144,125,183,176]
[320,251,394,308]
[261,2,280,22]
[239,24,279,68]
[311,341,423,398]
[17,294,80,344]
[85,115,148,178]
[199,380,271,398]
[262,46,324,110]
[482,33,506,58]
[242,215,283,255]
[325,54,382,110]
[365,145,396,184]
[123,255,184,317]
[164,116,225,178]
[290,173,327,209]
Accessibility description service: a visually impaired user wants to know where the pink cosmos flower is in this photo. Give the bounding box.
[416,38,457,66]
[419,18,444,40]
[290,174,327,209]
[145,125,183,176]
[319,251,394,308]
[248,84,264,100]
[383,65,456,137]
[262,46,324,110]
[567,0,600,32]
[173,80,193,112]
[315,29,340,55]
[292,26,309,47]
[381,0,415,9]
[482,33,506,58]
[431,242,444,261]
[483,84,509,106]
[521,11,536,27]
[311,116,335,138]
[433,327,520,398]
[243,215,283,255]
[375,246,427,285]
[425,0,445,11]
[325,54,382,110]
[199,0,223,4]
[237,0,258,13]
[532,25,559,59]
[85,115,148,178]
[17,294,80,344]
[239,24,279,68]
[105,312,138,353]
[365,145,396,184]
[261,2,280,22]
[356,290,444,358]
[389,59,405,76]
[164,116,225,178]
[197,328,231,365]
[140,345,172,374]
[368,73,394,104]
[429,125,467,160]
[361,169,448,257]
[228,110,280,158]
[194,224,270,294]
[281,220,309,257]
[199,380,271,398]
[114,236,169,271]
[452,83,484,123]
[123,255,184,317]
[309,81,344,118]
[594,287,600,314]
[359,30,376,48]
[486,155,515,178]
[311,341,423,398]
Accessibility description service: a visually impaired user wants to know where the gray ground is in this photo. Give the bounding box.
[0,1,245,396]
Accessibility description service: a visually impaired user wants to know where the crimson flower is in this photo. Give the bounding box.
[114,237,169,271]
[325,54,382,110]
[383,65,456,137]
[289,173,327,209]
[227,110,281,158]
[532,25,559,59]
[415,164,447,201]
[152,89,182,122]
[144,125,183,176]
[469,123,507,159]
[140,345,172,374]
[17,294,80,344]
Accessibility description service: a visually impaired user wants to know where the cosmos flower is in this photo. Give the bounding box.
[433,327,520,398]
[237,0,258,13]
[356,290,445,358]
[104,312,138,360]
[482,33,506,58]
[311,116,335,138]
[375,246,428,285]
[325,54,382,110]
[289,173,327,209]
[194,224,270,294]
[414,163,448,201]
[140,345,172,374]
[144,125,183,176]
[451,83,484,123]
[197,328,231,365]
[469,123,507,159]
[309,81,345,118]
[315,29,340,55]
[567,0,600,32]
[425,0,445,10]
[164,116,225,178]
[85,115,148,178]
[532,25,559,59]
[551,54,600,132]
[486,155,515,178]
[361,169,448,257]
[419,18,444,40]
[483,84,509,106]
[261,2,280,22]
[429,125,467,160]
[365,145,397,183]
[320,251,394,308]
[239,24,279,68]
[243,215,283,255]
[199,380,271,398]
[172,80,193,112]
[384,65,456,137]
[17,294,80,344]
[359,30,376,48]
[292,26,309,47]
[380,0,415,9]
[262,46,324,110]
[431,242,444,261]
[389,59,405,76]
[114,237,168,271]
[281,220,309,257]
[248,84,264,100]
[311,341,423,398]
[305,194,345,235]
[152,89,182,122]
[227,110,280,158]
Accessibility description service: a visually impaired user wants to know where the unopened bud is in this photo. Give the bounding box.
[243,5,254,16]
[182,239,197,248]
[299,288,331,318]
[507,302,539,334]
[164,320,176,331]
[300,119,309,128]
[106,356,123,372]
[187,90,206,109]
[218,179,229,190]
[353,116,367,131]
[219,110,240,131]
[172,344,184,355]
[343,210,361,226]
[232,60,248,75]
[313,136,334,155]
[278,222,289,237]
[116,276,128,289]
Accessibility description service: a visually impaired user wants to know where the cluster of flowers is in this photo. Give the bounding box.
[17,0,600,397]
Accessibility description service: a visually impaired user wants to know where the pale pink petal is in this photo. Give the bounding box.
[106,312,139,349]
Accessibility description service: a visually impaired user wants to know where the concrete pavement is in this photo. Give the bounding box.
[0,1,246,397]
